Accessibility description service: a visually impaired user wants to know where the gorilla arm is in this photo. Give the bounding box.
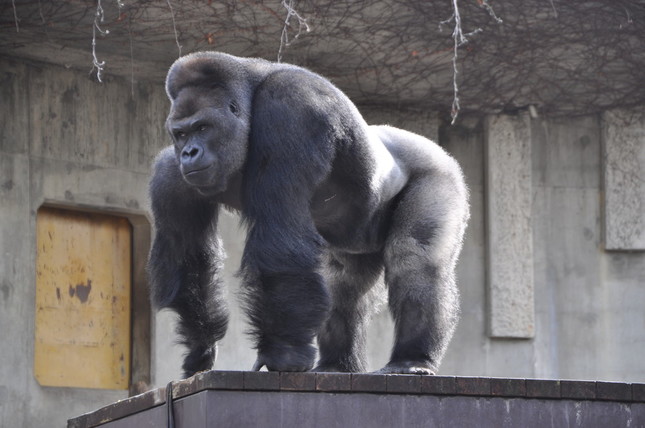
[147,147,229,377]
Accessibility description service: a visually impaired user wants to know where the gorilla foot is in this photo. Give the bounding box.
[182,345,216,379]
[374,360,436,375]
[311,364,346,373]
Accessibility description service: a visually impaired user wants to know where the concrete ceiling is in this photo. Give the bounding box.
[2,0,644,118]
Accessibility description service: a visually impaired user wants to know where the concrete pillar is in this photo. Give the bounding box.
[484,114,535,339]
[602,108,645,250]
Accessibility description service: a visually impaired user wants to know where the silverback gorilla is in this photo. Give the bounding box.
[148,51,469,378]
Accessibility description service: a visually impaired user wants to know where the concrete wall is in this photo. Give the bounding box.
[438,113,645,382]
[0,57,168,427]
[1,58,644,426]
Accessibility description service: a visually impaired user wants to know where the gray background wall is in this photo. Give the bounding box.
[1,58,644,427]
[0,57,167,427]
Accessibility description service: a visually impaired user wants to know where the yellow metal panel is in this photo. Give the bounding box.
[35,207,131,389]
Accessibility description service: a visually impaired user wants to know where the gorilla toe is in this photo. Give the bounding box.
[375,360,436,375]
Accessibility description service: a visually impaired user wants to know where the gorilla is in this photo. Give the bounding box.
[148,51,469,378]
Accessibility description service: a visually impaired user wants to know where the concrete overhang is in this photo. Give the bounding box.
[2,1,644,117]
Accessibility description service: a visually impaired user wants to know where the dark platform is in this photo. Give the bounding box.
[68,372,645,428]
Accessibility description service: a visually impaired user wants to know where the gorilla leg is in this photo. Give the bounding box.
[243,271,329,372]
[380,172,469,375]
[240,216,331,372]
[148,148,229,378]
[314,252,384,372]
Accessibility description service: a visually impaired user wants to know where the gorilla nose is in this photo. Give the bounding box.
[181,144,202,165]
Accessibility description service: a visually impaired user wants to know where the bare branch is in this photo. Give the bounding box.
[445,0,502,124]
[12,0,20,32]
[480,0,503,24]
[91,0,107,82]
[549,0,558,18]
[278,0,310,62]
[167,0,182,58]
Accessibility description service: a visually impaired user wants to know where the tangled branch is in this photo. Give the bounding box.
[2,0,644,118]
[91,0,107,82]
[278,0,310,62]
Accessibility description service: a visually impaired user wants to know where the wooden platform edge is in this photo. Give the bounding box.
[67,371,645,428]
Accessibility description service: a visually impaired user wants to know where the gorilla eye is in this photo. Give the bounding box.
[198,125,208,132]
[229,101,239,116]
[175,131,187,139]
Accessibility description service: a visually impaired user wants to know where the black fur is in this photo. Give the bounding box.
[147,52,469,377]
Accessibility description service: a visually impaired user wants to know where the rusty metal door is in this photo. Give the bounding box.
[35,207,131,389]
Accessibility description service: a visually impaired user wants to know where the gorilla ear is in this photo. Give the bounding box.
[229,100,240,116]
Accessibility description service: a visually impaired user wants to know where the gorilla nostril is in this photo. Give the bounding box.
[182,146,201,160]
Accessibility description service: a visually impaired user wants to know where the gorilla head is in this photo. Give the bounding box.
[165,53,253,195]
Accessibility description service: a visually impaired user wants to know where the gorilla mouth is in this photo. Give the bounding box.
[182,164,215,186]
[184,165,211,176]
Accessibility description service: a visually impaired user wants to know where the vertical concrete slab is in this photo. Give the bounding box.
[529,115,605,380]
[531,116,600,189]
[0,153,31,428]
[0,58,30,154]
[484,114,534,338]
[602,108,645,250]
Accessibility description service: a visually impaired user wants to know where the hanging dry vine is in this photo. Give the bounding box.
[278,0,310,62]
[1,0,644,118]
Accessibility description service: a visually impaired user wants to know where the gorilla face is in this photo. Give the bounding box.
[167,85,248,195]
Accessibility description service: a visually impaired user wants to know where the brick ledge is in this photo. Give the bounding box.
[67,371,645,428]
